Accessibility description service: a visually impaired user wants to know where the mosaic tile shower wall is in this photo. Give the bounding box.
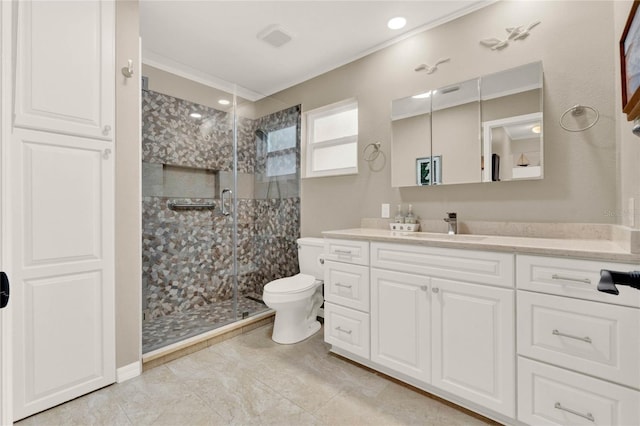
[142,90,300,322]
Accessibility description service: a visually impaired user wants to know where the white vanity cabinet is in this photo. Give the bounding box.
[370,242,516,418]
[370,268,431,382]
[323,239,370,359]
[516,255,640,426]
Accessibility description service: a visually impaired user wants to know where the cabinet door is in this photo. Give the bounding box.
[431,278,515,417]
[11,128,115,421]
[370,268,430,382]
[14,1,114,140]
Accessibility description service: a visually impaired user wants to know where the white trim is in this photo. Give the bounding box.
[142,50,263,102]
[116,361,142,383]
[0,1,13,424]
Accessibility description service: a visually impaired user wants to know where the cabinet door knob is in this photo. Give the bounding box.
[102,148,111,160]
[102,125,112,136]
[420,285,428,292]
[432,287,439,293]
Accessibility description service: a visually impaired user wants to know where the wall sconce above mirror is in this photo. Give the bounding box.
[391,61,543,187]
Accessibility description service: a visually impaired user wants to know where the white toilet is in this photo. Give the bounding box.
[262,237,325,344]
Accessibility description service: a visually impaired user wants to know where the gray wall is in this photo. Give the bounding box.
[115,0,142,368]
[253,1,621,237]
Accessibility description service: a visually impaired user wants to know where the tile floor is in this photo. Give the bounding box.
[17,325,494,426]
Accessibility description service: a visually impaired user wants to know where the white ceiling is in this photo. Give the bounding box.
[140,1,492,101]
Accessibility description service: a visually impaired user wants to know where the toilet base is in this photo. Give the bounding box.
[272,317,321,345]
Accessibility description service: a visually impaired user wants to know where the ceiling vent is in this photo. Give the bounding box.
[257,25,293,48]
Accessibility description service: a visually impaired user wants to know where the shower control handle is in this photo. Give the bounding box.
[221,188,232,216]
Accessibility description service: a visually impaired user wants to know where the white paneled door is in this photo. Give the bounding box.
[7,1,116,421]
[1,0,12,423]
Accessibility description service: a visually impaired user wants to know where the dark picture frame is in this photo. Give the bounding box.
[621,1,640,120]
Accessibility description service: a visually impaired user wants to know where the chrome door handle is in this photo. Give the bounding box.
[551,274,591,284]
[552,329,592,344]
[221,188,232,216]
[335,283,352,289]
[334,249,353,255]
[554,402,594,422]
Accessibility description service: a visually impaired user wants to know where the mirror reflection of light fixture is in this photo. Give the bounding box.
[531,124,541,134]
[199,118,215,141]
[218,99,230,106]
[412,91,431,99]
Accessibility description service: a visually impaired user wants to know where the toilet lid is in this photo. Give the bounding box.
[264,273,317,294]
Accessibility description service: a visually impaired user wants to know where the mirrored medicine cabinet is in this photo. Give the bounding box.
[391,61,543,187]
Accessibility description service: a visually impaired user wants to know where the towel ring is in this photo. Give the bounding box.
[363,142,382,162]
[560,104,599,132]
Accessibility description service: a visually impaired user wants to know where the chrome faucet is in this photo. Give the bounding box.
[444,212,457,235]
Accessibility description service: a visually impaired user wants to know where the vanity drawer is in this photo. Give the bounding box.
[518,357,640,426]
[516,255,640,308]
[324,261,370,312]
[324,302,370,359]
[324,238,370,266]
[518,291,639,389]
[371,242,514,288]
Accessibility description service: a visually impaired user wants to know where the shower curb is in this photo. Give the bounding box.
[142,310,275,370]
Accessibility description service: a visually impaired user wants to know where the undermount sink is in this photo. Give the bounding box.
[403,232,487,242]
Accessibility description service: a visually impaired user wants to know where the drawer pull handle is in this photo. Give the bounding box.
[552,329,592,344]
[335,283,353,289]
[551,274,591,284]
[554,402,595,422]
[335,326,352,335]
[334,249,353,255]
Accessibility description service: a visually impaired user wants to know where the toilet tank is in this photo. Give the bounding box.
[297,237,325,280]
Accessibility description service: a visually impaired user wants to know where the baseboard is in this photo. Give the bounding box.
[116,361,142,383]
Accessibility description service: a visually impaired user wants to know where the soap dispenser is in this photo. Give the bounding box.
[405,204,416,224]
[394,204,404,223]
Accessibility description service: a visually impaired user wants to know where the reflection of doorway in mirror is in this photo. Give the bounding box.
[482,112,542,182]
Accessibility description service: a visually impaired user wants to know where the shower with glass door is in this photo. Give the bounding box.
[140,83,301,353]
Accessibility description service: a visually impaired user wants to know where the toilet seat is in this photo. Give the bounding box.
[263,273,317,295]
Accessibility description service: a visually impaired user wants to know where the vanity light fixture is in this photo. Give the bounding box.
[218,99,230,106]
[531,124,541,134]
[387,17,406,30]
[189,112,202,119]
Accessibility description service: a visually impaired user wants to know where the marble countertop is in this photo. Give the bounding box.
[322,228,640,263]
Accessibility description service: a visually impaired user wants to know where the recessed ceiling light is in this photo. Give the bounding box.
[532,124,541,134]
[218,99,230,106]
[189,112,202,119]
[388,17,407,30]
